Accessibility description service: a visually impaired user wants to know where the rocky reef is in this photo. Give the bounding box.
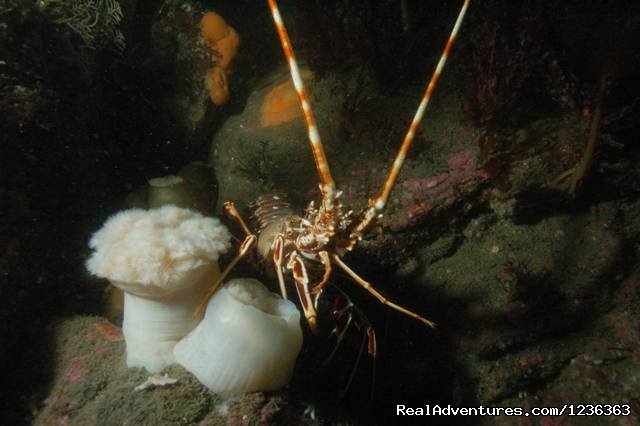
[2,0,640,425]
[34,317,319,425]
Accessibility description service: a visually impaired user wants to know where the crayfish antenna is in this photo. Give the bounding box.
[350,0,471,243]
[267,0,337,208]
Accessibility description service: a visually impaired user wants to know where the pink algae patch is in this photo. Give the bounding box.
[66,356,87,383]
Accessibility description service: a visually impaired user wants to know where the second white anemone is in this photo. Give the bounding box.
[174,278,303,396]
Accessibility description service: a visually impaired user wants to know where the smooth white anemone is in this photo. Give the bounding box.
[174,277,303,396]
[86,205,231,372]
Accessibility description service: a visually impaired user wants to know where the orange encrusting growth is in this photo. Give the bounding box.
[205,66,229,106]
[260,69,314,128]
[200,11,240,106]
[201,11,240,70]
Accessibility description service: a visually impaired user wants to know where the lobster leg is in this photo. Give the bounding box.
[311,250,332,295]
[322,284,377,397]
[193,234,257,318]
[224,200,288,300]
[272,235,288,299]
[224,201,253,237]
[366,327,377,358]
[349,0,471,243]
[192,199,261,317]
[332,254,436,328]
[323,291,355,364]
[288,252,319,333]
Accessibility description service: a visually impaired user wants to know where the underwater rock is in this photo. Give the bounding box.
[34,316,320,425]
[177,161,220,213]
[209,65,347,211]
[478,116,595,198]
[408,198,640,416]
[383,149,488,231]
[374,113,621,227]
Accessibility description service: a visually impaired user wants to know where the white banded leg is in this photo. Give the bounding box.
[287,252,319,333]
[272,234,288,299]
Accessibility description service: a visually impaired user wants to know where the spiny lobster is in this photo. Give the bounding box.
[196,0,470,359]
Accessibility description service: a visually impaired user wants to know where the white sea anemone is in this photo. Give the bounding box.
[174,277,303,396]
[86,205,231,372]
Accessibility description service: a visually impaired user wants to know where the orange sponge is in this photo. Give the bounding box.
[260,69,314,128]
[215,30,240,70]
[201,11,229,43]
[206,66,229,106]
[200,11,240,71]
[200,11,239,106]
